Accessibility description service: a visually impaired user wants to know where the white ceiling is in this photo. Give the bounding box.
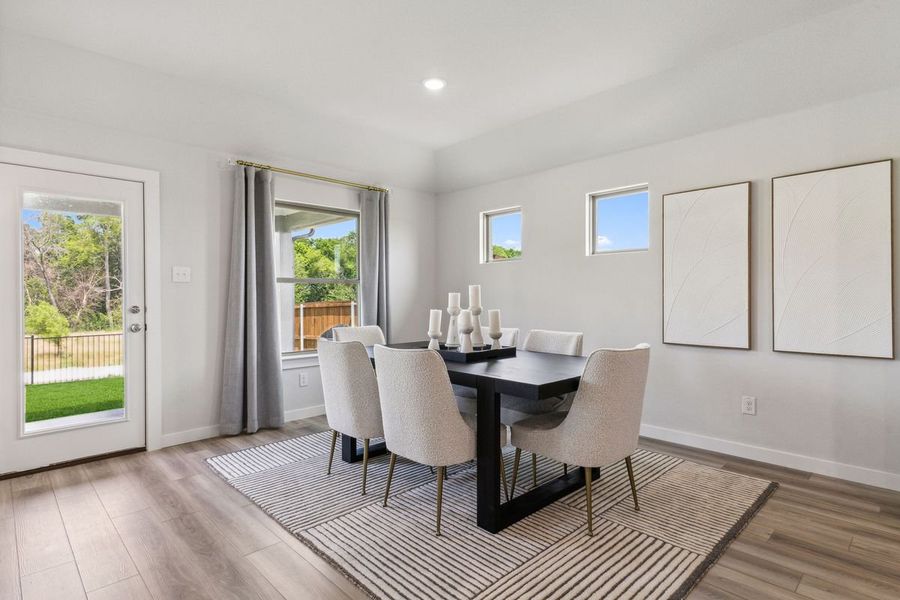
[0,0,857,149]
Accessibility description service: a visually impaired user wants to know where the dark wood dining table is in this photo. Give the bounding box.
[344,341,588,533]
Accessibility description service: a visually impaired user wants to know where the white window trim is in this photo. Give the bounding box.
[275,200,361,357]
[585,184,650,256]
[479,206,523,264]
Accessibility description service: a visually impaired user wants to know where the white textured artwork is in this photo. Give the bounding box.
[773,160,893,358]
[664,182,750,348]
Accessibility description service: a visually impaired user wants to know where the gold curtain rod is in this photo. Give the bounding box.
[234,160,389,193]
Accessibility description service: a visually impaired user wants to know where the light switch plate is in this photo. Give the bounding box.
[172,266,192,283]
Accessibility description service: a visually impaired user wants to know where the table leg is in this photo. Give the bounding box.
[475,380,599,533]
[476,378,502,531]
[340,434,387,463]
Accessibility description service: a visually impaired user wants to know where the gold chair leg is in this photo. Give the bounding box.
[361,438,370,495]
[584,467,594,536]
[531,453,538,487]
[499,451,510,502]
[383,452,397,507]
[510,448,522,497]
[436,466,445,536]
[625,456,639,511]
[327,430,337,475]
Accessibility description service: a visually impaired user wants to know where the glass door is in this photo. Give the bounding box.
[0,164,146,474]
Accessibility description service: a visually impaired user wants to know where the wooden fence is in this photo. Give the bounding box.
[294,301,358,351]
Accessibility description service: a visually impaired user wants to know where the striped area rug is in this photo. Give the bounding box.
[208,433,776,599]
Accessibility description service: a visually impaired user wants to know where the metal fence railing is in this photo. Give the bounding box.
[23,332,123,385]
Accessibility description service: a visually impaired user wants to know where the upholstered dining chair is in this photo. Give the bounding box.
[458,328,584,487]
[374,345,509,535]
[317,339,384,495]
[480,326,520,347]
[510,344,650,536]
[332,325,386,346]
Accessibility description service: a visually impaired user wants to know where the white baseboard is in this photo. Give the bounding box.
[157,407,325,449]
[640,423,900,492]
[285,404,326,422]
[160,424,221,448]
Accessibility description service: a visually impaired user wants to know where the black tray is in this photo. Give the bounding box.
[436,344,517,363]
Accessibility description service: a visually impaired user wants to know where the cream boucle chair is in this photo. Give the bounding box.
[332,325,386,346]
[458,328,584,486]
[374,345,509,536]
[318,339,384,495]
[521,329,583,356]
[510,344,650,536]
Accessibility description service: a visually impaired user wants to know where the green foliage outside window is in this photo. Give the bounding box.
[491,245,522,260]
[293,230,358,303]
[25,301,70,348]
[23,212,123,333]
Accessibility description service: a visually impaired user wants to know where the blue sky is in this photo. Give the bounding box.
[295,217,356,239]
[594,191,649,252]
[490,211,522,250]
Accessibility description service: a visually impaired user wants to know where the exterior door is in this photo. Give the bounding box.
[0,163,146,474]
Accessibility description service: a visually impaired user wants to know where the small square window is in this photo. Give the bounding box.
[588,186,649,254]
[481,208,522,263]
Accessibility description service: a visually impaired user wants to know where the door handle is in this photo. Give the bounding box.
[129,323,143,333]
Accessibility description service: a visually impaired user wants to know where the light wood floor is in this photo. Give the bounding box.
[2,416,899,600]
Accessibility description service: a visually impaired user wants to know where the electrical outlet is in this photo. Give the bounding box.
[741,395,757,416]
[171,266,192,283]
[299,372,309,387]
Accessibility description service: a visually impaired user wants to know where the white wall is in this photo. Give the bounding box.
[0,33,439,448]
[436,87,900,491]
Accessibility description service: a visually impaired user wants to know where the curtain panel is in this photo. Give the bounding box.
[221,166,284,434]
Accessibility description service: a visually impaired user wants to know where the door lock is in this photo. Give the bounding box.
[129,305,141,314]
[129,323,143,333]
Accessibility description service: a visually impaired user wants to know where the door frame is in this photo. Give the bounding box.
[1,146,163,450]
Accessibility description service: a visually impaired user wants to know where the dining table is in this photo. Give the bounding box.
[342,341,590,534]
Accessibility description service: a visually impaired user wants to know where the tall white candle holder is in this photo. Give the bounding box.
[489,330,502,350]
[470,306,484,348]
[428,332,441,350]
[446,306,460,349]
[459,319,474,353]
[428,309,442,350]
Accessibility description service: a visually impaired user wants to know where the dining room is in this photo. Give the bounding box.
[2,1,900,599]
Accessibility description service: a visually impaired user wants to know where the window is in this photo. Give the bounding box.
[481,207,522,263]
[274,203,359,353]
[588,185,649,254]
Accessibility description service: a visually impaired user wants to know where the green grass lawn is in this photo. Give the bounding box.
[25,377,124,422]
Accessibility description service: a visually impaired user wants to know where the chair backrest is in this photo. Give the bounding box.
[481,326,520,347]
[523,329,583,356]
[332,325,386,346]
[317,340,383,440]
[562,344,650,467]
[373,346,475,466]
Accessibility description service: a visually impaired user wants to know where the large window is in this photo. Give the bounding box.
[481,207,522,263]
[588,185,649,255]
[275,203,359,353]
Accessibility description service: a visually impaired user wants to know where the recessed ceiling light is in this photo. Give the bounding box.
[423,78,446,91]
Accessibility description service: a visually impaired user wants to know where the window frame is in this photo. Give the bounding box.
[480,206,523,264]
[586,184,650,256]
[274,200,361,355]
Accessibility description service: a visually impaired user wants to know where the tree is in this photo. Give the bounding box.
[293,231,358,304]
[492,245,522,260]
[25,302,70,350]
[22,211,123,332]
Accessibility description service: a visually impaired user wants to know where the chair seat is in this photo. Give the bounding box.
[456,391,572,427]
[458,402,509,447]
[509,411,570,464]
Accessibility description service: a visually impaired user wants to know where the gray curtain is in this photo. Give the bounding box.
[220,166,284,434]
[359,189,390,339]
